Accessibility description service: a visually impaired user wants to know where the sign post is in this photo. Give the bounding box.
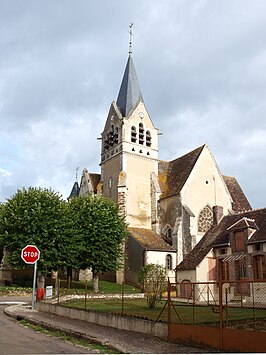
[21,245,40,310]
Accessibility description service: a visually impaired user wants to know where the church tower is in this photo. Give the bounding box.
[100,32,158,229]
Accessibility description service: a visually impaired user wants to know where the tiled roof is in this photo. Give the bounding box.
[159,145,205,199]
[177,208,266,270]
[128,227,176,252]
[223,175,252,212]
[227,217,258,231]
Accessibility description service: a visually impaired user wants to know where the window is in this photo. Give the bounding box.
[131,126,137,142]
[235,231,246,252]
[166,254,172,271]
[139,123,144,145]
[198,206,213,233]
[254,243,262,251]
[146,130,151,147]
[253,255,266,280]
[218,259,229,281]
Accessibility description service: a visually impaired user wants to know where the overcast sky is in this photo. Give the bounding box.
[0,0,266,208]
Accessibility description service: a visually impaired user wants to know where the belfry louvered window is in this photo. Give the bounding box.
[139,123,144,145]
[146,130,151,147]
[131,126,137,142]
[114,127,119,144]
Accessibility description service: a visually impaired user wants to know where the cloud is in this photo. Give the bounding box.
[0,0,266,209]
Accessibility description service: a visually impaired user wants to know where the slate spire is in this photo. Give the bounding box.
[116,25,143,117]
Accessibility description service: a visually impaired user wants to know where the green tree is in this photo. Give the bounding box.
[68,194,127,292]
[0,187,65,272]
[138,264,167,309]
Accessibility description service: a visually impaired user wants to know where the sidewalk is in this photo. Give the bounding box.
[4,302,212,354]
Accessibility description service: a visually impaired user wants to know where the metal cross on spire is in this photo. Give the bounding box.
[129,23,133,55]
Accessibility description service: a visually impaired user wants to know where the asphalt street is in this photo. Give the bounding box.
[0,304,96,354]
[1,295,213,354]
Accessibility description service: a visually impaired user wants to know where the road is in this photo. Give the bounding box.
[0,303,95,354]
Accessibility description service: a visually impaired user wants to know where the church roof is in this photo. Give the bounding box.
[158,145,205,199]
[223,175,252,212]
[116,54,143,117]
[177,208,266,271]
[128,227,176,252]
[68,181,80,199]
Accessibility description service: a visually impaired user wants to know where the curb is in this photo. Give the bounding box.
[4,306,124,354]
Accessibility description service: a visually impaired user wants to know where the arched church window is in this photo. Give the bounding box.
[146,130,151,147]
[139,123,144,145]
[166,254,173,271]
[131,126,137,143]
[198,205,213,233]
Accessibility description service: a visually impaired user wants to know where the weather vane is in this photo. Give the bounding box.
[129,23,133,55]
[75,167,79,181]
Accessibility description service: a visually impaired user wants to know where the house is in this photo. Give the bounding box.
[69,43,252,286]
[176,208,266,302]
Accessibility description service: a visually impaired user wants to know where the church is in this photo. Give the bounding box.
[69,42,252,286]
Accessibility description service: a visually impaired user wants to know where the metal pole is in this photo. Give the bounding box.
[32,261,37,310]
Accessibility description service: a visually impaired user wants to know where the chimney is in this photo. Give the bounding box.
[213,206,223,225]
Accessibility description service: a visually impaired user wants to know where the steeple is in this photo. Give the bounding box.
[116,24,143,117]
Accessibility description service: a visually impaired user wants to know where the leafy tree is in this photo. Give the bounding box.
[138,264,167,309]
[0,187,65,272]
[68,194,127,292]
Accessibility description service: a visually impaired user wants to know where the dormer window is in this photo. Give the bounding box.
[146,130,151,147]
[139,123,144,145]
[131,126,137,143]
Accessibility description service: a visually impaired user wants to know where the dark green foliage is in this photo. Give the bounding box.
[0,187,64,272]
[0,188,127,282]
[67,195,128,275]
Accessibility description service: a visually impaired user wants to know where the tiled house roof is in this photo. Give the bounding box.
[223,175,252,212]
[128,227,176,252]
[177,208,266,270]
[158,145,205,199]
[227,217,258,231]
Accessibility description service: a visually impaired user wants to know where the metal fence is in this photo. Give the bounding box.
[166,279,266,331]
[43,278,266,331]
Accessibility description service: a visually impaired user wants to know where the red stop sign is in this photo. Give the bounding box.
[21,245,40,264]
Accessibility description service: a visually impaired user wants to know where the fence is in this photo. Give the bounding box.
[167,279,266,352]
[165,279,266,330]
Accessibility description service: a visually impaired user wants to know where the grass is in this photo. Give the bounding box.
[19,319,120,353]
[63,298,266,325]
[0,285,32,295]
[59,280,140,296]
[0,281,140,296]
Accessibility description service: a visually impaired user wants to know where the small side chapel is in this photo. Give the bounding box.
[69,40,251,286]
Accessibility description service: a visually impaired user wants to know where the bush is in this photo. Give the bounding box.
[138,264,167,309]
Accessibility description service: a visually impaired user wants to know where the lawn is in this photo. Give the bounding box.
[0,281,140,296]
[62,297,266,325]
[58,280,140,295]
